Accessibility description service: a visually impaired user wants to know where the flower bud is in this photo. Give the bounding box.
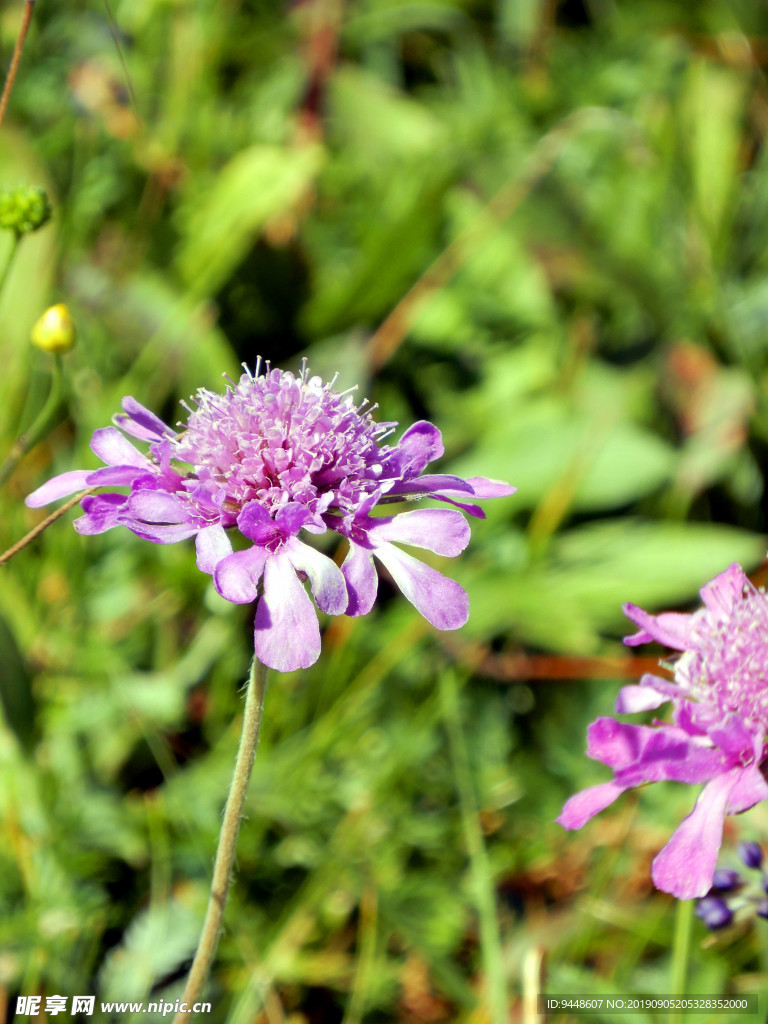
[31,304,75,354]
[695,896,733,930]
[0,186,51,235]
[738,841,763,870]
[712,868,741,892]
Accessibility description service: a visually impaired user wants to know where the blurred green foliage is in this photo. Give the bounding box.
[1,0,768,1020]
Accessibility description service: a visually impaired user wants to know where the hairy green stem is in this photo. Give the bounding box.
[174,657,268,1024]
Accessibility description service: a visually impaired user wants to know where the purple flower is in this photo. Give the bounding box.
[557,563,768,900]
[26,362,514,671]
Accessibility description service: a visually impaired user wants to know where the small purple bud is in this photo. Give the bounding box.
[712,868,741,892]
[695,896,733,930]
[738,841,763,869]
[757,900,768,920]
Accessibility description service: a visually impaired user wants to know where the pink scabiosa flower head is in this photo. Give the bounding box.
[26,361,514,672]
[557,563,768,899]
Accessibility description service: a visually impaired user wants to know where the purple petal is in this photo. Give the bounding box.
[651,771,740,898]
[388,474,475,499]
[284,537,347,615]
[708,713,755,761]
[73,493,126,534]
[699,563,746,619]
[397,421,444,475]
[274,503,313,537]
[114,397,175,442]
[341,541,378,617]
[615,684,671,713]
[85,465,149,487]
[586,718,728,785]
[622,604,694,649]
[127,490,190,524]
[214,546,267,604]
[25,470,92,508]
[367,509,470,557]
[124,521,198,543]
[90,427,150,469]
[727,763,768,814]
[237,502,275,544]
[462,476,516,499]
[254,552,321,671]
[372,542,469,630]
[557,780,630,830]
[196,524,232,574]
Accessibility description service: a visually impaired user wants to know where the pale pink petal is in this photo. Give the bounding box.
[127,490,189,524]
[623,605,695,649]
[114,397,175,442]
[651,772,739,898]
[699,563,747,620]
[366,508,470,557]
[372,542,469,630]
[727,763,768,814]
[89,427,149,469]
[254,553,321,671]
[341,542,377,616]
[284,537,347,615]
[214,547,267,604]
[196,524,232,574]
[615,684,671,713]
[557,780,630,830]
[25,470,91,508]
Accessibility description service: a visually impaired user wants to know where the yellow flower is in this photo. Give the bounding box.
[31,304,76,353]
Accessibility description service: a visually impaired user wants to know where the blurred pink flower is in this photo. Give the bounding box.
[558,563,768,899]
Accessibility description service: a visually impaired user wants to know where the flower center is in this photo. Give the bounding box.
[168,365,395,521]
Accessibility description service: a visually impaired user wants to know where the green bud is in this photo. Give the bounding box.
[31,304,75,354]
[0,186,52,235]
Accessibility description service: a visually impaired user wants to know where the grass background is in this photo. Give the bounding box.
[1,0,768,1020]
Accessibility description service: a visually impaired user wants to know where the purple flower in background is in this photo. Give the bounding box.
[557,563,768,900]
[26,362,514,671]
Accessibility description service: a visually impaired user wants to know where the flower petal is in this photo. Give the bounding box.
[25,470,91,508]
[341,541,378,616]
[651,771,740,898]
[73,493,126,534]
[727,762,768,814]
[372,542,469,630]
[114,397,175,442]
[397,421,444,475]
[557,780,630,830]
[699,562,747,620]
[90,426,150,468]
[367,509,470,557]
[614,684,671,714]
[237,502,275,544]
[127,490,190,524]
[284,537,347,615]
[254,552,321,671]
[214,546,267,604]
[196,524,232,574]
[463,476,516,499]
[622,605,694,649]
[86,465,150,487]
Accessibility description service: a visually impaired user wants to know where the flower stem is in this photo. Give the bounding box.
[668,897,693,1023]
[440,669,507,1023]
[0,353,64,488]
[0,231,21,301]
[174,657,268,1024]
